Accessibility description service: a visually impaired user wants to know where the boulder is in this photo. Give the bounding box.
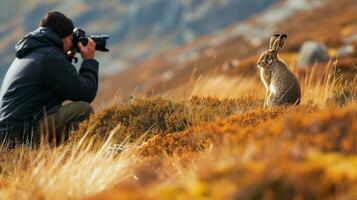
[296,41,330,68]
[222,59,239,72]
[337,44,355,58]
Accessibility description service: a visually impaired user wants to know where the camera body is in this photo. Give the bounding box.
[72,28,109,53]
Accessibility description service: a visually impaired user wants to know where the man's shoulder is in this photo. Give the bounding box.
[36,47,65,58]
[16,47,62,61]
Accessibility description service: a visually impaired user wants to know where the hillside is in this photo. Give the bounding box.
[0,28,356,199]
[96,0,357,106]
[87,100,357,200]
[0,84,356,199]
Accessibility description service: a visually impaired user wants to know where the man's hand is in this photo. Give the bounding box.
[79,38,96,60]
[66,50,78,63]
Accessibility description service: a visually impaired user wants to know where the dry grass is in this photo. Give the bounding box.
[0,58,356,199]
[75,96,263,144]
[0,133,139,199]
[88,102,357,200]
[168,58,356,107]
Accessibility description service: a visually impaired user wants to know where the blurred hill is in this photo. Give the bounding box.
[96,0,357,106]
[1,0,356,108]
[0,0,277,81]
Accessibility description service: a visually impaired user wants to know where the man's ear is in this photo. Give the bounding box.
[62,35,73,52]
[61,38,66,52]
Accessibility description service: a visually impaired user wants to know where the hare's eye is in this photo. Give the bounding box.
[266,55,272,60]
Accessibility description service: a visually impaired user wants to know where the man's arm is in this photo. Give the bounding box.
[43,41,98,103]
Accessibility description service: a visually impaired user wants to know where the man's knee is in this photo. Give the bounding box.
[74,101,94,117]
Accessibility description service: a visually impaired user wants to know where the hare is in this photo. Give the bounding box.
[257,34,301,107]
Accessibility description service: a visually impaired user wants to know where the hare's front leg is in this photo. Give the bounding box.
[264,91,270,108]
[260,69,271,108]
[265,92,274,108]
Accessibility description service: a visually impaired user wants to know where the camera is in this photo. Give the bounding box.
[72,28,109,53]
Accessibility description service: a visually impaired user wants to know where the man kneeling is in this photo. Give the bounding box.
[0,11,99,147]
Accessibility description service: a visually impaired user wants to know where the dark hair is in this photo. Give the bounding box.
[39,11,74,38]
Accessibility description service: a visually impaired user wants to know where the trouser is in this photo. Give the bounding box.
[0,101,93,148]
[33,101,94,146]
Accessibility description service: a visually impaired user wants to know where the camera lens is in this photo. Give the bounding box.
[72,28,109,52]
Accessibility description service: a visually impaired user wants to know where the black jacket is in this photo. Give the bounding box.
[0,27,98,133]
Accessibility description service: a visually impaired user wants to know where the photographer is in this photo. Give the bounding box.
[0,11,98,147]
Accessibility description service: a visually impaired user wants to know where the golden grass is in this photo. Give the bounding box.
[169,57,356,107]
[0,60,356,199]
[88,102,357,200]
[0,133,140,199]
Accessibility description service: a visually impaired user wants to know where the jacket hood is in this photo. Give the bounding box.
[15,27,64,58]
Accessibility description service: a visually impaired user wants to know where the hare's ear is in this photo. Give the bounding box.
[277,34,287,52]
[272,34,287,52]
[269,34,280,49]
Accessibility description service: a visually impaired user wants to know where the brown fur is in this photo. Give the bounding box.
[257,34,301,107]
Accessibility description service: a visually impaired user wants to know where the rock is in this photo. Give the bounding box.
[343,33,357,44]
[162,70,174,81]
[337,44,355,58]
[296,41,330,68]
[222,59,239,72]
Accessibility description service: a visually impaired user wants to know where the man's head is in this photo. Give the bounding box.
[39,11,74,52]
